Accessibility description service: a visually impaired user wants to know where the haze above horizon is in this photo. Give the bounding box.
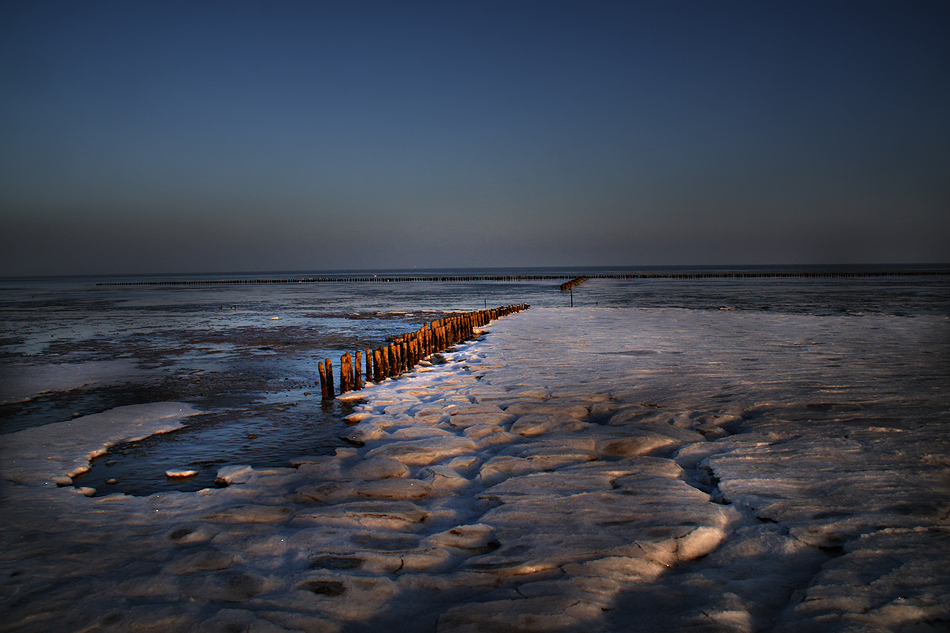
[2,1,948,276]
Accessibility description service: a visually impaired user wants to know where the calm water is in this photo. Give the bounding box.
[1,266,947,495]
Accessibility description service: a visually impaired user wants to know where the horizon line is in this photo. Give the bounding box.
[4,262,950,283]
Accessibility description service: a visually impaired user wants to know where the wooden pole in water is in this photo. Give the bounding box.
[339,354,347,394]
[318,361,329,399]
[340,353,351,393]
[373,348,382,383]
[312,306,530,395]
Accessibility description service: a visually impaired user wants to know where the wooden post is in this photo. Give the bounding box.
[373,348,383,383]
[312,306,531,393]
[318,361,329,399]
[339,354,347,394]
[340,352,353,395]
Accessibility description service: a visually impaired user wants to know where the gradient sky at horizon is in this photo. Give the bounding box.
[1,1,948,276]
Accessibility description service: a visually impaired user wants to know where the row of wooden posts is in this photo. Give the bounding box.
[560,276,588,292]
[98,269,949,286]
[99,275,579,286]
[316,304,530,400]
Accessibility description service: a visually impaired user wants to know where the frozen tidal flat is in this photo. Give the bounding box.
[1,307,949,632]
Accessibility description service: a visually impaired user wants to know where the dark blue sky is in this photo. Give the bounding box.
[2,1,948,275]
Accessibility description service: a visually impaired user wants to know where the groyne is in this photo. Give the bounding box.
[559,276,588,292]
[318,304,529,400]
[97,269,949,286]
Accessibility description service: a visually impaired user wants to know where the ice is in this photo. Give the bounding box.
[1,307,948,632]
[0,401,198,486]
[347,456,411,479]
[165,468,199,478]
[509,411,591,437]
[215,464,256,484]
[775,528,950,632]
[355,478,433,500]
[364,436,479,465]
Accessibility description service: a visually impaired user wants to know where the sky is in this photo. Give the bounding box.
[1,1,948,276]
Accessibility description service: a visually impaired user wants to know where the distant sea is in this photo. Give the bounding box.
[1,265,948,495]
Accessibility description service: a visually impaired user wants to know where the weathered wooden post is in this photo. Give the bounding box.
[324,358,333,398]
[365,349,373,384]
[339,354,347,394]
[318,361,329,399]
[340,353,352,393]
[373,348,383,383]
[354,351,363,390]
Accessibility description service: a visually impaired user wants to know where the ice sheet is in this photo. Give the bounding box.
[1,308,948,633]
[0,402,199,486]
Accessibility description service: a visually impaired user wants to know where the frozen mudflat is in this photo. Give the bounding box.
[1,307,949,632]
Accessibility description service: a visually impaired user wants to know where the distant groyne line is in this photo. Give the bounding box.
[98,269,950,286]
[560,276,589,292]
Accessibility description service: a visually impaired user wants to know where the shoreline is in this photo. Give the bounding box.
[1,307,949,632]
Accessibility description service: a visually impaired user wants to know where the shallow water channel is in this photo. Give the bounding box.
[72,396,358,495]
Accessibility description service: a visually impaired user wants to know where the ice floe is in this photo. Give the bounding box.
[0,401,198,487]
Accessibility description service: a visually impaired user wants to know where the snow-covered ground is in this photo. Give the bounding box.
[1,307,948,632]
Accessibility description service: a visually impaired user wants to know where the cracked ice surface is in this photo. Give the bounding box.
[1,307,949,633]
